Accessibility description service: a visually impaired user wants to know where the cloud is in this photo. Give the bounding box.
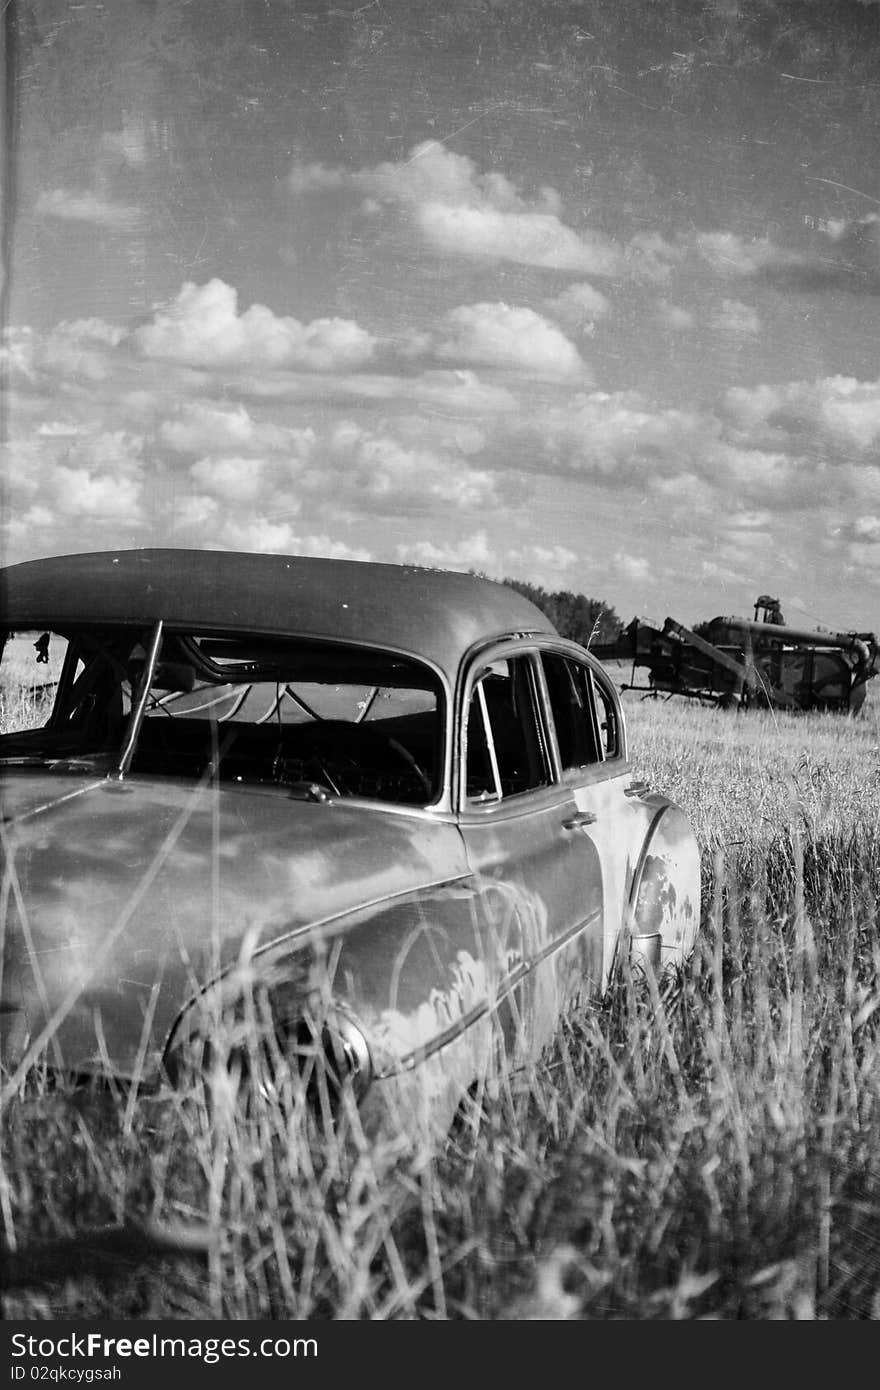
[725,509,774,532]
[396,530,498,572]
[35,188,140,230]
[287,141,622,275]
[782,214,880,293]
[227,364,519,413]
[435,303,589,379]
[3,295,517,563]
[17,279,531,415]
[520,390,708,482]
[416,202,620,273]
[657,301,694,330]
[291,140,542,213]
[506,543,579,577]
[714,298,761,335]
[853,515,880,542]
[285,163,350,195]
[170,503,375,562]
[651,472,716,511]
[505,375,880,518]
[838,514,880,574]
[544,281,611,328]
[4,428,146,537]
[135,279,377,371]
[209,518,302,554]
[819,381,880,450]
[695,231,807,279]
[397,534,580,584]
[716,445,796,496]
[723,375,880,451]
[325,420,498,512]
[39,318,127,382]
[825,213,880,275]
[290,535,373,562]
[49,466,142,519]
[625,232,683,286]
[613,552,652,584]
[36,421,82,438]
[697,220,880,295]
[189,455,273,505]
[170,494,221,533]
[0,326,38,382]
[383,368,516,414]
[10,265,880,603]
[159,401,305,456]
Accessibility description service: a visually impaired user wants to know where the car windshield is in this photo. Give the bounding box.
[0,626,442,806]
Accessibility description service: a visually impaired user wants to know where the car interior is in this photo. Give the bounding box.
[0,626,442,806]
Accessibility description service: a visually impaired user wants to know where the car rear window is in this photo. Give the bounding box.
[0,626,443,806]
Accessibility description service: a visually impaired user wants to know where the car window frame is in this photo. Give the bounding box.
[0,621,456,814]
[536,648,604,772]
[533,638,629,790]
[455,636,628,817]
[460,644,553,808]
[161,626,455,813]
[457,636,629,814]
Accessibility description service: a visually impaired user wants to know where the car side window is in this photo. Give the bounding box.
[465,655,549,802]
[541,652,602,770]
[541,651,622,769]
[593,671,620,758]
[0,630,73,733]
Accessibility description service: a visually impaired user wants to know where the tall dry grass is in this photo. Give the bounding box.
[2,692,879,1318]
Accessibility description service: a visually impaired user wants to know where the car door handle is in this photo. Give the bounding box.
[562,810,597,829]
[624,780,650,798]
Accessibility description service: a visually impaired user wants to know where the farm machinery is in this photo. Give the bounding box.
[591,595,880,713]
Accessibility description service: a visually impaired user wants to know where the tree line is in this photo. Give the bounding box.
[501,577,623,647]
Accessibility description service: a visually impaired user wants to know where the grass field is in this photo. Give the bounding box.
[2,689,879,1319]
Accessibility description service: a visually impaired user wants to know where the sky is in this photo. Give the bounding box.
[2,0,880,632]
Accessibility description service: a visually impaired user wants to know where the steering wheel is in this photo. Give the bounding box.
[284,720,433,800]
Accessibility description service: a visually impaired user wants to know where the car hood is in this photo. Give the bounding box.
[0,768,467,1080]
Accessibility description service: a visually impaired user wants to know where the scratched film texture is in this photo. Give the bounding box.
[2,0,880,629]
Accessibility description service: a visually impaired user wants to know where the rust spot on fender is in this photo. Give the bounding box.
[634,854,677,935]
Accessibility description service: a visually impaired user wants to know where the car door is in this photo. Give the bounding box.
[455,641,604,1065]
[537,643,636,990]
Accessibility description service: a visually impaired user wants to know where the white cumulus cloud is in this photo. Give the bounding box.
[135,279,377,371]
[326,420,498,511]
[543,281,611,327]
[159,401,306,456]
[287,141,622,275]
[396,530,498,572]
[724,375,880,451]
[417,202,620,273]
[436,302,589,379]
[613,552,652,584]
[189,455,272,505]
[47,465,142,520]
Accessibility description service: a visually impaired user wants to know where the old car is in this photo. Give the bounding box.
[0,549,700,1135]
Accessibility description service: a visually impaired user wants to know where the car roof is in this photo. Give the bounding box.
[0,549,556,683]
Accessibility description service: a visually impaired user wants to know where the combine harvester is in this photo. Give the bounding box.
[592,595,880,714]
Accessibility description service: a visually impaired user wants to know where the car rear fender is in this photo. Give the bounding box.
[614,791,701,981]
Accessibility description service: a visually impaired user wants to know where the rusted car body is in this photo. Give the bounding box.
[0,550,700,1135]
